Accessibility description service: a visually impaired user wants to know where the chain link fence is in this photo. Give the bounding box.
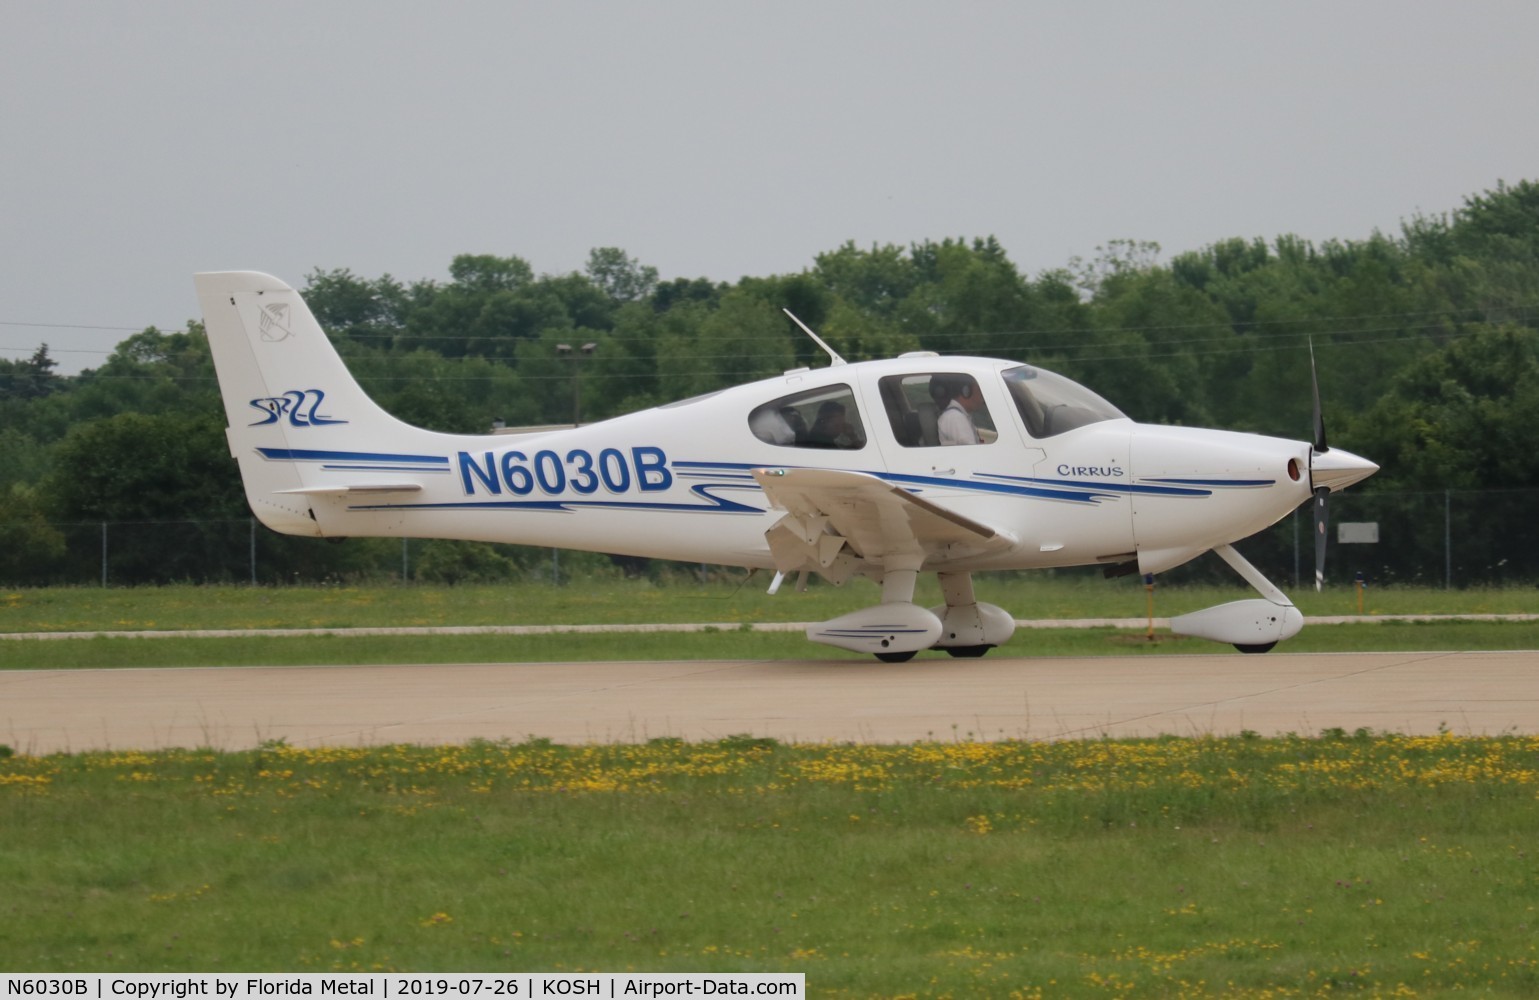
[1238,489,1539,590]
[1,489,1536,588]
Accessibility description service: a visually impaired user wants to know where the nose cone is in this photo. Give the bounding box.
[1311,447,1378,493]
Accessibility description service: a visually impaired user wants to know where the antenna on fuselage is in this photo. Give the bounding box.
[783,308,846,367]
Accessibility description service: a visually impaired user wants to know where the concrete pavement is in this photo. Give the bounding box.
[3,649,1536,754]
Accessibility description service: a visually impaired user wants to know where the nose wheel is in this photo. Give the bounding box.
[1167,545,1303,652]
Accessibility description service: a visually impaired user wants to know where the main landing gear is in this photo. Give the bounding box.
[807,568,1017,662]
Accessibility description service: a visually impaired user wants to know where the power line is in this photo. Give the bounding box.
[6,301,1532,353]
[4,305,1533,386]
[0,325,1502,388]
[0,320,148,333]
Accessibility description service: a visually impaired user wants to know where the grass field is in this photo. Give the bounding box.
[3,577,1536,634]
[3,735,1538,996]
[4,582,1537,994]
[2,579,1536,670]
[3,620,1538,671]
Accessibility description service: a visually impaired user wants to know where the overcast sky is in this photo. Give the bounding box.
[4,1,1537,373]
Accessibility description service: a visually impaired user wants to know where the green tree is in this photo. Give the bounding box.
[0,344,60,401]
[651,276,723,313]
[0,426,51,492]
[586,247,658,303]
[1348,323,1539,584]
[42,411,246,582]
[0,484,65,584]
[513,331,612,427]
[448,253,535,292]
[413,539,518,584]
[1355,324,1539,490]
[303,268,411,345]
[813,299,915,364]
[652,292,791,401]
[900,237,1035,356]
[398,254,537,357]
[813,241,922,318]
[1448,179,1539,263]
[582,301,666,417]
[46,411,243,522]
[69,325,220,421]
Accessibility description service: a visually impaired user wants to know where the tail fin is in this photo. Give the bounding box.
[195,271,440,536]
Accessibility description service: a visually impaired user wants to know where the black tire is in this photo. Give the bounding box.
[875,650,918,663]
[943,645,993,658]
[1234,642,1277,654]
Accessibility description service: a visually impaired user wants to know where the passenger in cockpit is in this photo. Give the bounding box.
[808,400,861,448]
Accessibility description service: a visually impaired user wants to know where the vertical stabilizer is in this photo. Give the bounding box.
[195,271,438,536]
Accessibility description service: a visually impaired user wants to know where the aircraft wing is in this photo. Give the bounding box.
[752,467,1017,579]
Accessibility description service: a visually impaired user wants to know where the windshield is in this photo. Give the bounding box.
[1003,365,1125,438]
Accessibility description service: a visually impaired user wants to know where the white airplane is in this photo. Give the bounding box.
[196,271,1377,661]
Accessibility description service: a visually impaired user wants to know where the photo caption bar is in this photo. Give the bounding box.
[1,976,803,999]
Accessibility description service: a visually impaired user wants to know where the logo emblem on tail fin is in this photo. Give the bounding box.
[248,389,348,427]
[258,302,294,342]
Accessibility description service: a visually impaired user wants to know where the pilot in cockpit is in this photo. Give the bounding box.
[930,374,983,445]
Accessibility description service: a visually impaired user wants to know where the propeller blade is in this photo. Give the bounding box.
[1309,337,1328,454]
[1313,485,1329,591]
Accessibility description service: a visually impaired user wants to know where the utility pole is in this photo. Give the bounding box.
[555,342,598,426]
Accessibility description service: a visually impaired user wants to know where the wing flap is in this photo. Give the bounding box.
[752,467,1015,576]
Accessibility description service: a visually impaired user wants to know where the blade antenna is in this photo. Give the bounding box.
[783,309,846,367]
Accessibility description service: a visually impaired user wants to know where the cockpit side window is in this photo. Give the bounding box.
[1003,365,1125,438]
[878,373,996,447]
[748,383,867,449]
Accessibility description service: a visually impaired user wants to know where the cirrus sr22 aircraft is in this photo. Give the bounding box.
[196,271,1377,661]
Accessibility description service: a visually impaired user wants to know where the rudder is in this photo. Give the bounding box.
[195,271,434,536]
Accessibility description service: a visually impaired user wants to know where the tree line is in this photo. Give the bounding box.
[2,181,1537,585]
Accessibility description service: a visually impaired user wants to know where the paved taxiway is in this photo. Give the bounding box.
[4,650,1537,753]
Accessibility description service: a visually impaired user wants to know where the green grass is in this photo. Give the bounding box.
[4,582,1537,993]
[2,577,1534,635]
[4,735,1538,996]
[2,579,1534,669]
